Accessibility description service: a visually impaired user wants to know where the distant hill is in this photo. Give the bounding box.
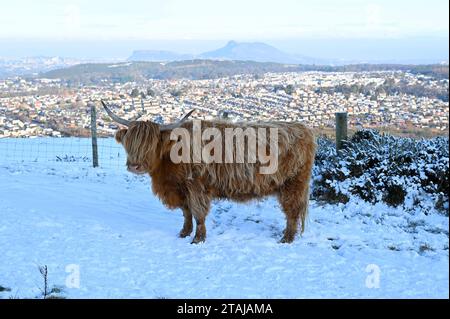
[126,40,448,66]
[200,40,306,64]
[41,60,449,84]
[128,50,194,62]
[41,60,304,84]
[127,40,324,64]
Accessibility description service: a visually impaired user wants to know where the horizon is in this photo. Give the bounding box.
[0,0,448,63]
[0,37,448,64]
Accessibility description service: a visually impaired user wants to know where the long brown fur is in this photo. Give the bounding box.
[115,120,316,244]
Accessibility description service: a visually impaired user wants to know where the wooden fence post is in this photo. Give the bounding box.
[220,110,229,120]
[335,112,348,152]
[89,101,99,168]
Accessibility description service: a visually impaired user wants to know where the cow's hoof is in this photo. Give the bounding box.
[191,236,206,244]
[279,235,295,244]
[178,228,193,238]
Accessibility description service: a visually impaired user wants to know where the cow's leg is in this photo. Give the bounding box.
[179,206,193,238]
[192,214,207,244]
[278,170,312,243]
[185,183,212,244]
[191,200,211,244]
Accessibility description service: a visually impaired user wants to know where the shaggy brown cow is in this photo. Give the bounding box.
[102,100,316,244]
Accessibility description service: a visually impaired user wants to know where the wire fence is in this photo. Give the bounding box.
[0,137,126,169]
[0,112,351,169]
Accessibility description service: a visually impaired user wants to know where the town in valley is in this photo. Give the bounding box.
[0,61,448,138]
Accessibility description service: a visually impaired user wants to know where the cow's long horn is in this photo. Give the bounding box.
[101,100,131,127]
[160,109,195,131]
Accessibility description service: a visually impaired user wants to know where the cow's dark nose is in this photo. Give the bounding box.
[128,164,140,172]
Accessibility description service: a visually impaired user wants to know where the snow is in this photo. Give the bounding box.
[107,62,132,68]
[0,138,448,299]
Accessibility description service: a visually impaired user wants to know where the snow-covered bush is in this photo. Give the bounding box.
[312,130,449,215]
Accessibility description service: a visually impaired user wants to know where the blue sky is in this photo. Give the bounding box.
[0,0,448,60]
[1,0,448,40]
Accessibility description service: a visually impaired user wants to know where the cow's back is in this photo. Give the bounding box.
[179,120,315,202]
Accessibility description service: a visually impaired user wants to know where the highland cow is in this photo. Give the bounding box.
[102,100,316,244]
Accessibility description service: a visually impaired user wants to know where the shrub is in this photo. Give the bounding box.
[312,129,449,214]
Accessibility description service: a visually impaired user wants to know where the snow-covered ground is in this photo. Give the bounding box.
[0,138,448,298]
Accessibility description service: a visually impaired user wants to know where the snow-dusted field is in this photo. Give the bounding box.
[0,138,448,298]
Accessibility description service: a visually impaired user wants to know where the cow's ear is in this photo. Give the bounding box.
[159,131,176,156]
[115,129,127,143]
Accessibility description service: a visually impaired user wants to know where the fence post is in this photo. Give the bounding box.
[89,101,99,168]
[335,112,348,152]
[220,110,229,120]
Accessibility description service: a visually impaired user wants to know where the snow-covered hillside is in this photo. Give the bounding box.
[0,138,448,298]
